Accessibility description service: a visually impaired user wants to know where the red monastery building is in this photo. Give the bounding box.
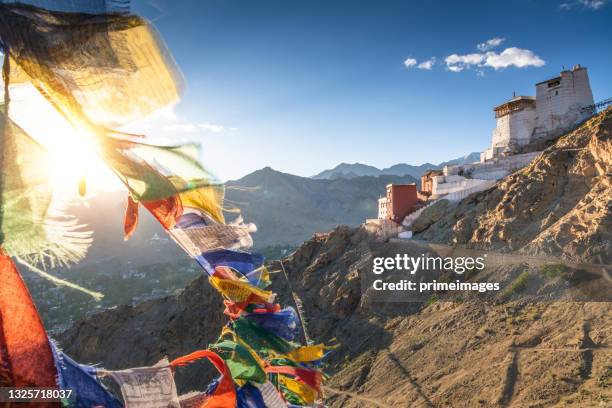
[378,183,418,223]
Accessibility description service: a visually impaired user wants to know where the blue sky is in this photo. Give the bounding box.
[132,0,612,180]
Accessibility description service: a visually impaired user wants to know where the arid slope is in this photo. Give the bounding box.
[59,110,612,407]
[415,108,611,265]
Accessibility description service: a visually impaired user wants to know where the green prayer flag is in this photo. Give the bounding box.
[231,317,298,357]
[209,339,266,384]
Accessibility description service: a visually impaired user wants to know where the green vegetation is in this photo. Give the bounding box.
[464,266,479,279]
[426,294,439,306]
[597,365,611,388]
[539,263,568,278]
[501,271,530,299]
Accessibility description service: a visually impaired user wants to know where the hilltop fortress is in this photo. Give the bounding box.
[423,64,595,201]
[370,65,601,238]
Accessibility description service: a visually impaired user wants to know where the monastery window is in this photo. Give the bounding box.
[547,79,561,88]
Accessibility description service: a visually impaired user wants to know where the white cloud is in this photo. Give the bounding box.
[483,47,545,69]
[477,37,505,52]
[561,0,609,9]
[444,47,544,72]
[402,40,544,75]
[403,57,417,69]
[417,57,436,70]
[444,53,485,72]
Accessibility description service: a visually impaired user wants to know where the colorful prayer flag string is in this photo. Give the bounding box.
[0,1,329,406]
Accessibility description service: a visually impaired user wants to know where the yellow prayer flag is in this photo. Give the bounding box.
[280,376,317,405]
[209,276,274,303]
[281,344,327,363]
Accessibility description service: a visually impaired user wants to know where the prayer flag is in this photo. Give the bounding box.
[108,358,180,408]
[51,343,123,408]
[0,252,57,396]
[170,350,237,408]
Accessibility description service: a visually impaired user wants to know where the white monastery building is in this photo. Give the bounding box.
[534,65,594,138]
[482,96,536,161]
[430,65,595,200]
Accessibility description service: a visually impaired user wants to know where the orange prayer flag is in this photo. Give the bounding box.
[123,194,140,240]
[142,195,183,230]
[170,350,237,408]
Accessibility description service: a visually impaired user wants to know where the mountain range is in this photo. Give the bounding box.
[312,152,481,180]
[225,167,417,247]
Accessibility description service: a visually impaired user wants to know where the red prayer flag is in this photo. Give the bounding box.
[170,349,237,408]
[265,365,322,393]
[143,195,183,230]
[0,251,59,407]
[123,194,140,240]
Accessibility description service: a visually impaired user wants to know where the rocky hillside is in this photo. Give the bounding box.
[277,227,611,407]
[58,225,611,407]
[414,108,612,265]
[57,111,612,406]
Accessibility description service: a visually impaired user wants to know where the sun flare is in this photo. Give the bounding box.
[7,84,122,196]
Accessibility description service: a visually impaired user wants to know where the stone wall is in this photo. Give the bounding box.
[432,176,491,197]
[444,179,496,201]
[364,218,403,240]
[534,66,594,137]
[432,151,541,198]
[491,103,536,153]
[445,151,541,178]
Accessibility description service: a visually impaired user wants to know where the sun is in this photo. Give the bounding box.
[7,83,123,196]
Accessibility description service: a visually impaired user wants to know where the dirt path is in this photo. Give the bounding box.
[323,386,395,408]
[391,238,612,280]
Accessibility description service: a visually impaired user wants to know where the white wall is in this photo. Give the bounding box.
[491,106,536,149]
[433,151,541,197]
[491,113,511,148]
[444,180,497,201]
[432,176,492,196]
[535,67,594,136]
[508,107,537,147]
[378,197,388,219]
[402,200,439,228]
